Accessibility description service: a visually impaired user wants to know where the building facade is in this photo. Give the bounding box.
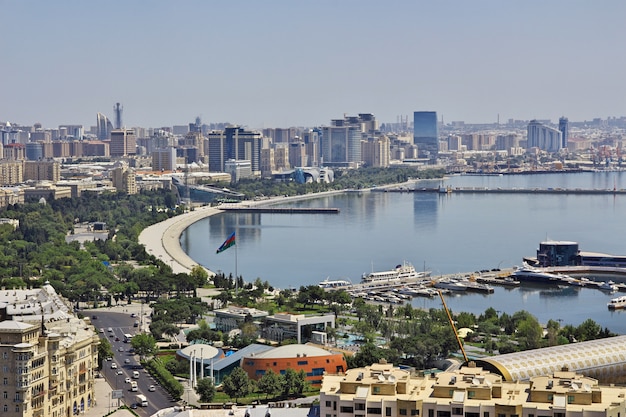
[109,129,137,157]
[207,126,262,173]
[413,111,439,160]
[24,160,60,183]
[527,120,563,152]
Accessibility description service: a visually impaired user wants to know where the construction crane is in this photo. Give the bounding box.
[437,290,469,363]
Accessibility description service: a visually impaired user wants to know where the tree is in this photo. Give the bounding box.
[97,337,114,369]
[222,367,254,403]
[257,369,282,399]
[195,377,216,403]
[130,333,157,358]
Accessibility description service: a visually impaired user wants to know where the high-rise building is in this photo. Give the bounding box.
[362,136,390,167]
[152,147,178,172]
[24,160,60,182]
[206,126,262,173]
[413,111,439,160]
[320,125,362,168]
[96,113,113,140]
[559,116,569,149]
[527,120,563,152]
[110,162,137,194]
[109,129,137,157]
[289,141,307,168]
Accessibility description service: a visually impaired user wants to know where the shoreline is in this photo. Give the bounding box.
[137,188,355,276]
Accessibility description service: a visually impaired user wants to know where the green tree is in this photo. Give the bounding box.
[516,316,543,350]
[97,337,114,369]
[195,377,216,403]
[222,367,254,403]
[130,333,157,358]
[257,369,282,399]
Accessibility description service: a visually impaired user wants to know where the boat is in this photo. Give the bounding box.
[433,278,467,292]
[607,296,626,310]
[361,261,431,284]
[318,277,351,289]
[599,280,618,292]
[510,266,572,284]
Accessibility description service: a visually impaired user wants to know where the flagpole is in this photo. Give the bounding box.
[235,235,238,295]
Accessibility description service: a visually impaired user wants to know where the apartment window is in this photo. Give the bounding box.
[436,411,451,417]
[386,407,392,416]
[2,352,6,359]
[483,413,489,417]
[411,411,419,416]
[3,405,7,412]
[466,413,479,417]
[2,392,6,399]
[468,390,475,398]
[373,386,381,394]
[452,408,463,415]
[528,414,534,417]
[341,407,354,413]
[428,409,434,417]
[2,367,6,373]
[367,408,382,415]
[554,413,565,417]
[15,405,19,412]
[2,378,6,385]
[400,410,407,416]
[325,401,331,407]
[355,403,366,411]
[567,395,575,404]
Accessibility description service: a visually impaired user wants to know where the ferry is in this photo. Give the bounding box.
[318,278,351,289]
[361,261,430,284]
[607,296,626,310]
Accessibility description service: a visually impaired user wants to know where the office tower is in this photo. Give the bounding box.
[206,126,262,173]
[302,129,321,166]
[527,120,562,152]
[109,129,137,157]
[289,141,307,168]
[114,102,123,129]
[25,142,43,160]
[320,124,362,168]
[362,136,390,167]
[96,112,113,140]
[413,111,439,160]
[559,116,569,149]
[152,147,178,172]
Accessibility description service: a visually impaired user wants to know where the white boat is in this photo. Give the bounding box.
[318,277,351,289]
[510,266,571,284]
[607,296,626,310]
[433,278,467,292]
[599,280,618,292]
[361,261,430,284]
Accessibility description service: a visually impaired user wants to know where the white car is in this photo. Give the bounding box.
[111,363,117,369]
[125,377,131,384]
[116,370,123,375]
[148,385,156,392]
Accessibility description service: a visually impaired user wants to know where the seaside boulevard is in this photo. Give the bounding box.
[138,189,350,276]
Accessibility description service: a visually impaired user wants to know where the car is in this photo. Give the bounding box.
[107,327,113,332]
[99,328,104,333]
[117,370,123,375]
[128,348,135,353]
[130,403,137,409]
[118,347,124,352]
[105,357,112,361]
[125,377,131,384]
[91,315,97,320]
[115,337,120,342]
[124,359,131,364]
[130,313,137,318]
[148,385,156,392]
[111,363,117,369]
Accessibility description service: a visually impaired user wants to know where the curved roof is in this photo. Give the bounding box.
[178,343,220,361]
[473,335,626,381]
[245,344,335,359]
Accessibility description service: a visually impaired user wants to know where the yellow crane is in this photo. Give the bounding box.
[437,290,469,363]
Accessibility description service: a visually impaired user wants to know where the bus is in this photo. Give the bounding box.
[123,334,133,343]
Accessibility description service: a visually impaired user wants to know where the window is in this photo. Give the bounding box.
[386,407,392,416]
[2,379,6,386]
[547,394,553,401]
[428,410,434,417]
[452,408,463,415]
[567,395,574,404]
[325,401,331,407]
[367,408,382,415]
[411,411,419,416]
[15,405,19,412]
[3,405,7,412]
[483,413,489,417]
[2,392,5,399]
[341,407,354,413]
[297,361,308,365]
[355,403,365,411]
[2,367,6,373]
[373,386,381,394]
[468,390,475,398]
[400,410,407,416]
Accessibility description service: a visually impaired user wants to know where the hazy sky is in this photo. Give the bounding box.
[2,1,625,130]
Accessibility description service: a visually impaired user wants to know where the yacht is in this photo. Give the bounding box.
[510,266,571,284]
[361,261,430,284]
[318,278,351,289]
[607,295,626,310]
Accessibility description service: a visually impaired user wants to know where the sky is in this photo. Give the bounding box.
[2,0,626,130]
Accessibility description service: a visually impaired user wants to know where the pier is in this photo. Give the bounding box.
[377,187,626,195]
[219,207,340,214]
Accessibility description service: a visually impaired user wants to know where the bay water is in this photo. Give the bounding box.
[181,171,626,333]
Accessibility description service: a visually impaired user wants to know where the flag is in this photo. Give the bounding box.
[216,232,236,254]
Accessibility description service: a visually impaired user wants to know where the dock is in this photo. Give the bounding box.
[377,187,626,195]
[219,207,340,214]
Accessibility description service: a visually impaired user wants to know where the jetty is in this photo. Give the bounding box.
[219,207,340,214]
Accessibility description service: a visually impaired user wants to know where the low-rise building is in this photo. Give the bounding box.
[320,361,626,417]
[262,313,335,344]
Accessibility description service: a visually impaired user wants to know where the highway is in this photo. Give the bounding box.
[87,309,178,415]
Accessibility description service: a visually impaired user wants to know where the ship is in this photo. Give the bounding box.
[318,278,351,289]
[607,295,626,310]
[361,261,430,284]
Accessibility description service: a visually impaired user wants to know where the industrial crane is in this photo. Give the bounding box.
[437,290,469,363]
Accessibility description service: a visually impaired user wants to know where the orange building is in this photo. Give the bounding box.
[240,344,347,386]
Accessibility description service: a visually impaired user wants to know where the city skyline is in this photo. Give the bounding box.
[2,1,626,129]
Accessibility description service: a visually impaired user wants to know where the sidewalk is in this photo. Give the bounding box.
[86,377,135,417]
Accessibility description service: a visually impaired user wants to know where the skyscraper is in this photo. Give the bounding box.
[527,120,562,152]
[413,111,438,160]
[558,117,569,149]
[96,112,113,140]
[207,126,262,173]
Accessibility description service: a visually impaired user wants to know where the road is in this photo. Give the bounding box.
[88,309,179,415]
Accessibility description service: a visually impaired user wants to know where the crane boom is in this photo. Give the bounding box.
[438,290,468,362]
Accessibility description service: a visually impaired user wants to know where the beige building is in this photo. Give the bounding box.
[24,160,60,183]
[320,361,626,417]
[110,163,137,194]
[0,161,24,185]
[0,284,99,417]
[109,129,137,157]
[362,136,390,168]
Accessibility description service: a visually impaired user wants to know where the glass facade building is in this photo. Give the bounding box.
[413,111,438,160]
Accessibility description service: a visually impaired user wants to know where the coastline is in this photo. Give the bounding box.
[137,188,354,276]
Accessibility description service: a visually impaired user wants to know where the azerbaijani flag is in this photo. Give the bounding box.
[216,232,236,254]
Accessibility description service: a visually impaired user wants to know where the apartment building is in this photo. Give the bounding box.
[0,284,99,417]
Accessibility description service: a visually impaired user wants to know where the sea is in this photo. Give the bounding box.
[180,171,626,334]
